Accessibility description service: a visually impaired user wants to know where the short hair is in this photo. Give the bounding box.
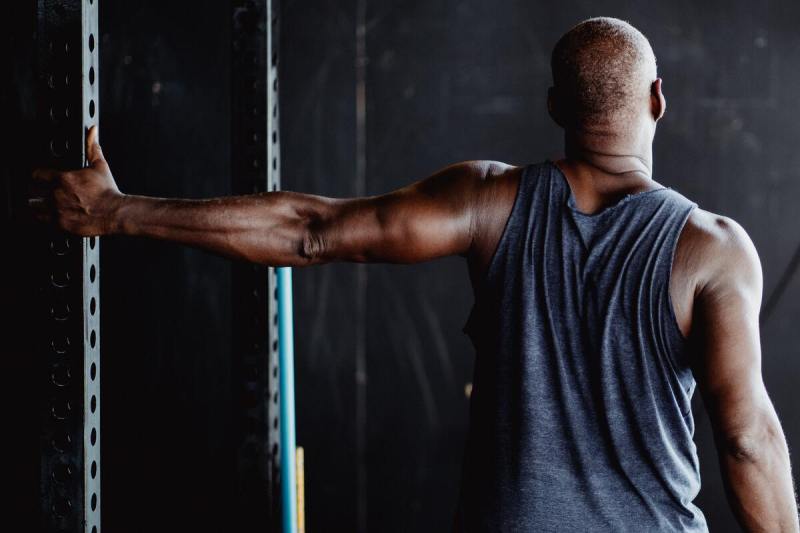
[550,17,657,127]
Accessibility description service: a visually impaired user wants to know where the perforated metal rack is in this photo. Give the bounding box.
[231,0,282,529]
[36,0,101,531]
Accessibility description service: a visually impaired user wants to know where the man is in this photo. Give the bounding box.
[31,16,798,532]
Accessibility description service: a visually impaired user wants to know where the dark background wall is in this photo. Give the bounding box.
[4,1,800,531]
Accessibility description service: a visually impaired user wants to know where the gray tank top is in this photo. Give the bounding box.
[456,161,707,532]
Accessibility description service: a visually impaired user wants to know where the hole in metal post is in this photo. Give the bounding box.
[52,432,72,452]
[90,330,96,348]
[89,100,95,118]
[50,238,71,255]
[50,271,71,288]
[89,34,95,51]
[51,364,71,387]
[52,336,70,354]
[50,303,70,321]
[50,138,69,157]
[52,462,73,482]
[52,497,72,517]
[89,67,95,85]
[90,362,97,381]
[51,399,72,420]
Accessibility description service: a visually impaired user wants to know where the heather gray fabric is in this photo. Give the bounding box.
[456,160,707,532]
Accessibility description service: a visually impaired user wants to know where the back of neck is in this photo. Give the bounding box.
[564,128,654,180]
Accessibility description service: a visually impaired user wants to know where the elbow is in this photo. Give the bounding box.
[299,225,327,265]
[722,421,785,464]
[724,434,764,463]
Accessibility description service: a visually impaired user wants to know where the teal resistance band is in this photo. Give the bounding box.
[277,266,297,533]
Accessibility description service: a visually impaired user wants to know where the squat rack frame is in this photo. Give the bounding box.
[33,0,296,531]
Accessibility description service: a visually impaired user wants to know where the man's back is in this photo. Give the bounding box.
[456,160,707,531]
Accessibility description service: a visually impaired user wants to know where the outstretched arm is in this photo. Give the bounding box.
[32,127,503,267]
[690,215,799,532]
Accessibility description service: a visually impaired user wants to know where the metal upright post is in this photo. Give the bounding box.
[265,2,299,532]
[35,0,101,531]
[267,2,288,526]
[231,0,282,529]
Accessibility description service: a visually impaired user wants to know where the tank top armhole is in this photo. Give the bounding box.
[475,162,535,289]
[463,162,537,337]
[665,203,698,348]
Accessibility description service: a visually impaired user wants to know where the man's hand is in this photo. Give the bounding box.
[30,126,125,236]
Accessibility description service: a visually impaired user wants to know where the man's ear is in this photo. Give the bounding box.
[651,78,666,121]
[548,87,564,127]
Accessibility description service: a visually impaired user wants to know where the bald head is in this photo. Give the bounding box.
[550,17,659,130]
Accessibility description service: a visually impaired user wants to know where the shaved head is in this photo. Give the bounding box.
[550,17,658,129]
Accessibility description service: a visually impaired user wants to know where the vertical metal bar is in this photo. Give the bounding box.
[265,0,295,530]
[36,0,100,531]
[268,0,285,529]
[231,0,281,529]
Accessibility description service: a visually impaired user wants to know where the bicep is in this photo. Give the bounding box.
[312,161,490,264]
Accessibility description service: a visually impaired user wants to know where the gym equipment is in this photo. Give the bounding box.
[26,0,297,531]
[34,0,101,530]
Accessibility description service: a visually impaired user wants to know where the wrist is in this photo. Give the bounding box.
[105,192,131,236]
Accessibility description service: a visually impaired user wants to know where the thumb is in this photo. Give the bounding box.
[86,125,106,168]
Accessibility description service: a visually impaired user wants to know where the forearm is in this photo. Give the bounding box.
[112,191,329,266]
[720,433,799,532]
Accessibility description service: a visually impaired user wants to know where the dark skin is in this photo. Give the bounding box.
[32,76,798,531]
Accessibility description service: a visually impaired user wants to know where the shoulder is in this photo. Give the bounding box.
[459,160,525,219]
[430,160,523,221]
[435,160,521,184]
[409,160,521,202]
[679,208,762,300]
[451,161,527,280]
